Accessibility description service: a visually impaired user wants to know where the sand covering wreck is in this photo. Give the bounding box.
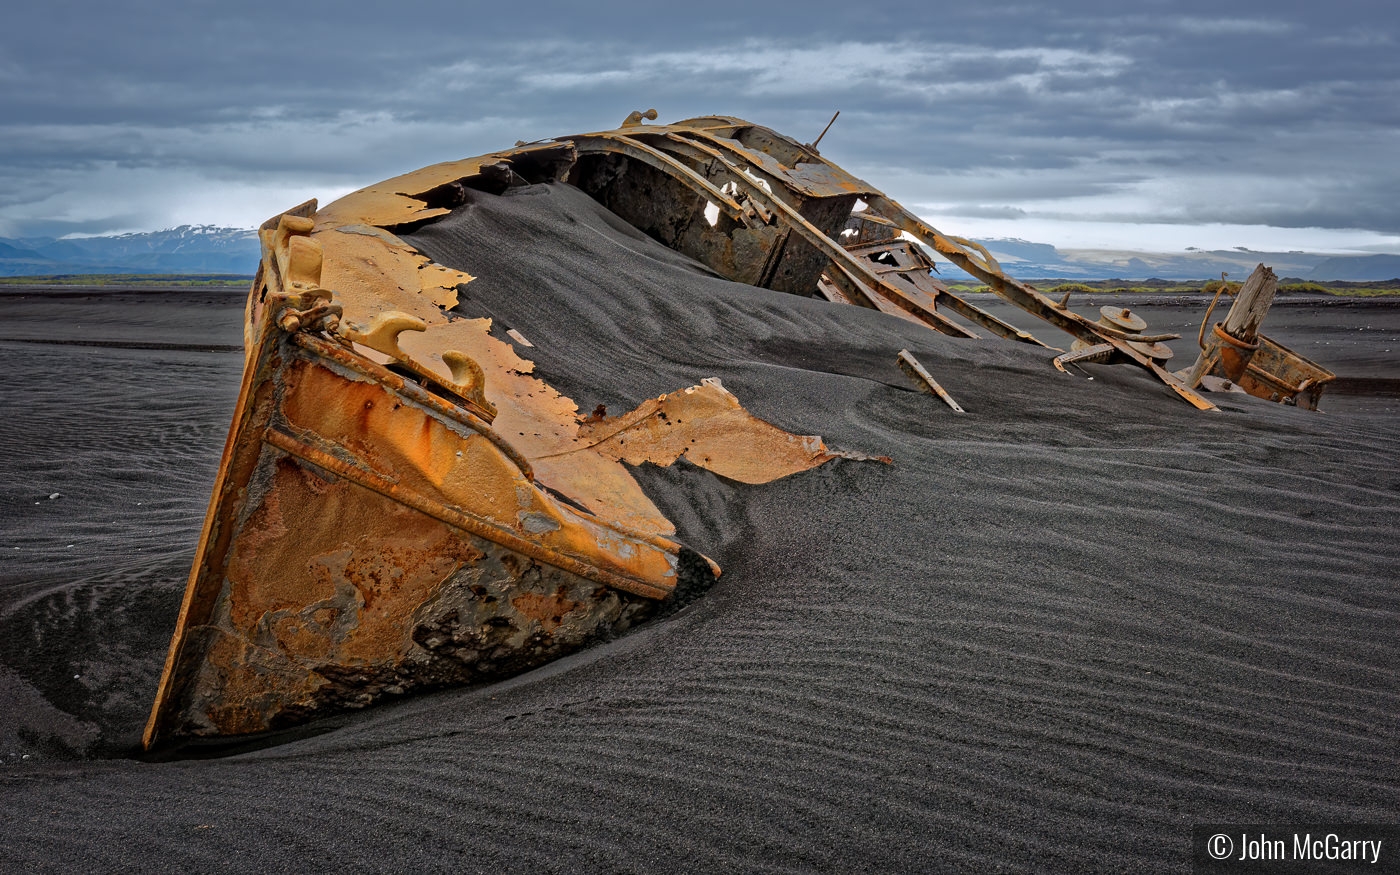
[144,113,1337,748]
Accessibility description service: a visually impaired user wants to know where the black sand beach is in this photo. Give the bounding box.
[2,184,1397,872]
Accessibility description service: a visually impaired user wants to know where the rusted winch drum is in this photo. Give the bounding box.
[1099,306,1173,362]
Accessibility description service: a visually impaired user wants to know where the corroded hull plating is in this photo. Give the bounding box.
[145,315,709,742]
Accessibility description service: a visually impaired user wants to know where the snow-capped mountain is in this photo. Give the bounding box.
[0,225,261,276]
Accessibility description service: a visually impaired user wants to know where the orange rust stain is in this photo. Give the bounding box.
[510,590,581,633]
[198,628,323,736]
[271,612,345,660]
[275,358,681,586]
[226,457,322,627]
[340,537,481,616]
[225,450,484,664]
[280,360,524,504]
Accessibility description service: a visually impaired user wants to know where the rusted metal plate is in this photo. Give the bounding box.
[571,378,850,483]
[145,321,698,744]
[1099,306,1148,332]
[169,447,659,737]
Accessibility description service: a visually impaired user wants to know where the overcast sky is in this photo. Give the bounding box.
[1,0,1396,253]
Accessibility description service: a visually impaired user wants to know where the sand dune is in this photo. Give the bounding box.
[1,186,1396,872]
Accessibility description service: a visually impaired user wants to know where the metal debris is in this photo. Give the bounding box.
[1053,343,1115,374]
[1181,264,1335,408]
[570,378,845,483]
[897,350,966,413]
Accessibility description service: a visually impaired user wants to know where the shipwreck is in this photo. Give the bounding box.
[143,112,1333,749]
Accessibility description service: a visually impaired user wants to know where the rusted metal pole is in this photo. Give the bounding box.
[898,349,965,413]
[812,111,840,149]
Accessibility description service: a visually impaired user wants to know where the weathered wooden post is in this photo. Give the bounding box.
[1184,263,1277,388]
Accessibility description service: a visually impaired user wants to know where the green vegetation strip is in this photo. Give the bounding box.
[0,273,252,287]
[944,279,1400,297]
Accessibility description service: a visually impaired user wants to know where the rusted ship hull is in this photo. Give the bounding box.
[145,113,1334,749]
[145,311,706,743]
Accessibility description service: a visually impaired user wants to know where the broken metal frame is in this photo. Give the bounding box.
[565,117,1217,411]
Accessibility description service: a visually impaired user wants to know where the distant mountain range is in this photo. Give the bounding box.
[0,226,260,276]
[933,239,1400,282]
[2,225,1397,282]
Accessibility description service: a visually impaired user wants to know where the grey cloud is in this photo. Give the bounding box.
[0,1,1396,241]
[940,205,1030,220]
[1169,17,1294,36]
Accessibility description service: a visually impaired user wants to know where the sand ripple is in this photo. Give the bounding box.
[1,198,1396,871]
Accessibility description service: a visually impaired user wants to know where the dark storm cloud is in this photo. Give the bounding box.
[0,0,1396,241]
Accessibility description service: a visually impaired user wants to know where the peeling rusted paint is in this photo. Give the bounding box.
[568,378,842,484]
